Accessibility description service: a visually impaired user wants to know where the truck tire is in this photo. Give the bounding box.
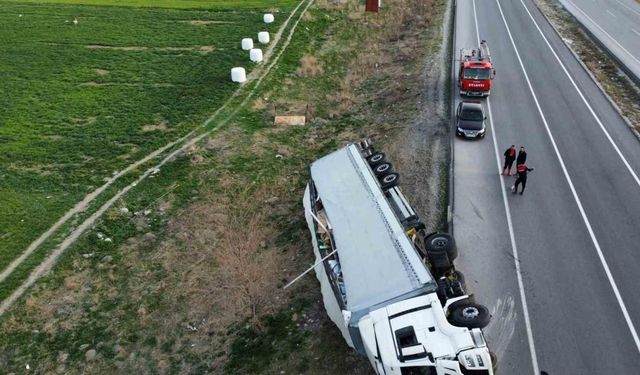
[424,233,458,262]
[447,296,475,313]
[367,152,386,167]
[380,173,400,190]
[373,162,393,177]
[449,303,490,329]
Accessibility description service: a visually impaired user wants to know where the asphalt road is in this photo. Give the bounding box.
[558,0,640,82]
[452,0,640,374]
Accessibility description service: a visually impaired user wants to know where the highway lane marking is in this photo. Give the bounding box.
[606,9,617,17]
[496,0,640,354]
[614,0,640,17]
[527,0,640,187]
[632,28,640,36]
[471,1,540,374]
[565,0,640,63]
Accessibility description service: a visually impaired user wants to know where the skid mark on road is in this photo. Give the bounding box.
[0,0,314,316]
[487,295,517,359]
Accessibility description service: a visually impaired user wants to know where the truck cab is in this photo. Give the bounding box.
[359,294,493,375]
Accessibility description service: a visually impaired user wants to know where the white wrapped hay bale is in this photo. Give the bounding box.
[258,31,270,44]
[249,48,263,62]
[241,38,253,50]
[263,13,274,23]
[231,67,246,83]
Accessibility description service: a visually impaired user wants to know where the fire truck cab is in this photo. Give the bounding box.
[459,40,495,97]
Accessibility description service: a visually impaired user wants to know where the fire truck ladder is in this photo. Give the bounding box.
[478,40,491,62]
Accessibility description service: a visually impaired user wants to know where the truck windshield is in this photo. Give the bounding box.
[463,68,491,80]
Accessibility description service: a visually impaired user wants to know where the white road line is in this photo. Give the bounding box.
[614,0,640,17]
[632,28,640,36]
[566,0,640,63]
[606,9,617,17]
[527,0,640,187]
[471,2,540,374]
[497,0,640,354]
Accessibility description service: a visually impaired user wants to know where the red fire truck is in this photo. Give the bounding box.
[459,40,495,97]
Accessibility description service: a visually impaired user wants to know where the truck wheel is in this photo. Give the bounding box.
[449,303,490,329]
[380,173,399,190]
[424,233,458,262]
[373,162,393,177]
[367,152,386,167]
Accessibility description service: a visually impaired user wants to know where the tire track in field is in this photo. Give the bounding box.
[0,0,314,316]
[0,0,307,286]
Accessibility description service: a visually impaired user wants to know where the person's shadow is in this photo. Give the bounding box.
[541,372,549,375]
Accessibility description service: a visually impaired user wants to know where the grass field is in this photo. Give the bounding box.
[0,0,298,9]
[0,2,288,295]
[0,0,449,372]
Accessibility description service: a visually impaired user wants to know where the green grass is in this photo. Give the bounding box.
[0,3,286,273]
[0,0,299,9]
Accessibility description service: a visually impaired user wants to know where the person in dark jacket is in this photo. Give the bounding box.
[516,146,527,166]
[502,145,516,175]
[512,164,534,195]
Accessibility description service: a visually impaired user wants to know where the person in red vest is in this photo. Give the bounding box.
[502,145,517,175]
[512,164,534,195]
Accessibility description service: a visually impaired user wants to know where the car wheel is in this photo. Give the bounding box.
[373,162,393,177]
[367,152,386,167]
[449,303,490,329]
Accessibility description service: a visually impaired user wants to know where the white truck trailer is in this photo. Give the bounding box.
[304,141,495,374]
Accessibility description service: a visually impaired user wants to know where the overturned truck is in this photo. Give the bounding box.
[304,141,495,375]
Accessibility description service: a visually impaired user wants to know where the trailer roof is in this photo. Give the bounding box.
[310,144,433,313]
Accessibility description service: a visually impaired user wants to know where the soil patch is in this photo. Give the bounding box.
[142,121,168,132]
[86,45,147,51]
[297,54,324,76]
[180,20,233,25]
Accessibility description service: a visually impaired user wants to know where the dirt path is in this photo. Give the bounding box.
[0,0,314,316]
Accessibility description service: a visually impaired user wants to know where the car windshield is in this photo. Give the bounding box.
[460,108,483,121]
[463,68,491,79]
